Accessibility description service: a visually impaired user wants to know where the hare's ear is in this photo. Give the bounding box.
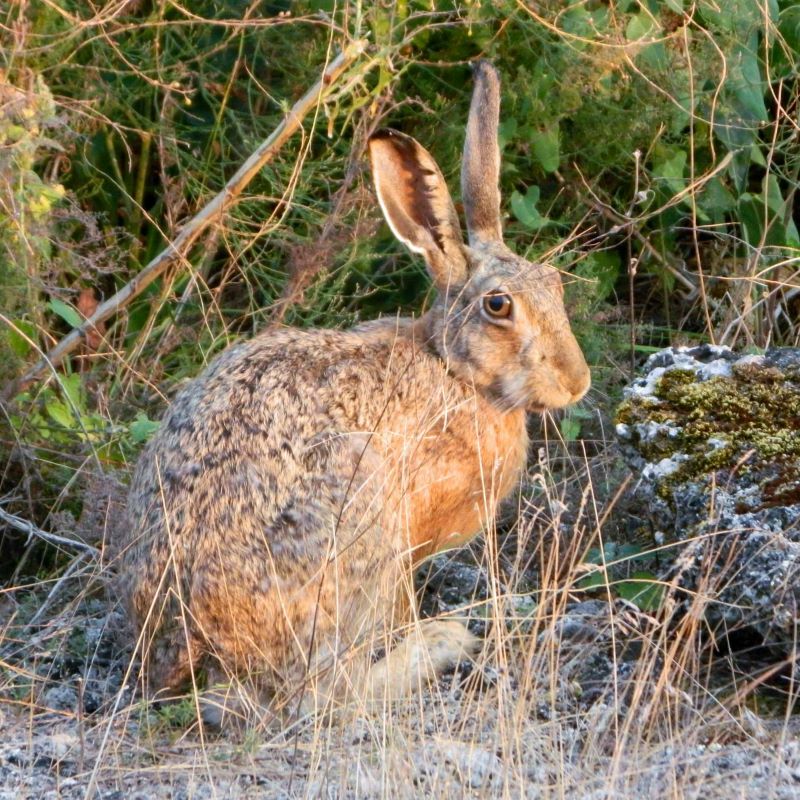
[462,61,503,246]
[369,129,468,288]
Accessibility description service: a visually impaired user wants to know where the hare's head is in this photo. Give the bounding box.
[369,62,590,412]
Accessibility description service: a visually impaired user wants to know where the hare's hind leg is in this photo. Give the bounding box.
[364,619,478,704]
[197,663,279,731]
[130,586,204,703]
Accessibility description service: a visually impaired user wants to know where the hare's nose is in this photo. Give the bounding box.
[559,336,592,403]
[569,364,591,401]
[556,345,591,402]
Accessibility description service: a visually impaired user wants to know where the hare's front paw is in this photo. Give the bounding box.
[416,619,478,672]
[366,619,478,703]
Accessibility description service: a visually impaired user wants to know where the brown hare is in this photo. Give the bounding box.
[118,61,590,727]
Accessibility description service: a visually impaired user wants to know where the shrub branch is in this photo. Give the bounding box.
[0,506,101,557]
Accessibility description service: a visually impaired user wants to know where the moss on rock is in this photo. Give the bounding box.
[616,350,800,509]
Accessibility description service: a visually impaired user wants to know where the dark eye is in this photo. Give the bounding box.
[483,292,512,319]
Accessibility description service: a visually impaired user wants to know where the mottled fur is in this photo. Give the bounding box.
[118,62,590,724]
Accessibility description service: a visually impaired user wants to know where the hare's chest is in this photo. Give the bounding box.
[387,403,527,559]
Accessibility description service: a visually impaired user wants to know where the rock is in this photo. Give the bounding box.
[537,600,659,711]
[438,740,502,789]
[403,739,502,791]
[43,684,78,712]
[616,345,800,653]
[37,731,78,761]
[416,552,490,635]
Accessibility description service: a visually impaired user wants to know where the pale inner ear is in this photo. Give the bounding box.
[369,129,468,287]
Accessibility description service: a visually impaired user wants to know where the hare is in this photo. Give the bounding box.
[118,61,590,727]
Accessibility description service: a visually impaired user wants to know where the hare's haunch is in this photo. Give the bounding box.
[118,61,590,726]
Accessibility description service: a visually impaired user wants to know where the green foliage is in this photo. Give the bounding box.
[47,298,82,329]
[578,542,665,612]
[559,406,594,443]
[0,75,65,380]
[129,413,160,444]
[510,186,551,232]
[5,1,798,371]
[1,0,799,537]
[10,374,109,447]
[149,695,200,732]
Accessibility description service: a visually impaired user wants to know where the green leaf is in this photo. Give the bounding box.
[47,298,82,329]
[749,145,767,167]
[577,568,608,591]
[560,416,581,442]
[698,177,735,223]
[759,176,799,245]
[714,107,758,157]
[625,13,669,71]
[777,5,800,61]
[530,125,560,173]
[738,196,759,243]
[583,542,643,566]
[561,5,593,37]
[699,0,765,34]
[46,399,76,430]
[729,40,768,123]
[653,149,686,195]
[130,412,160,444]
[7,320,36,357]
[510,187,550,231]
[574,251,620,302]
[616,571,664,612]
[589,6,609,29]
[626,13,657,41]
[764,173,786,214]
[497,118,517,150]
[59,373,84,412]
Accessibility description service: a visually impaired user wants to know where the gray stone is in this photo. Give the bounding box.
[615,345,800,653]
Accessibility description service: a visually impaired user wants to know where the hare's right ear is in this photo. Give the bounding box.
[462,61,503,246]
[369,129,468,288]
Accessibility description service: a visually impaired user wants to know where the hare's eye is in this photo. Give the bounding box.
[483,292,512,319]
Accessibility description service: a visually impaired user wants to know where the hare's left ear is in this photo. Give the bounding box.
[369,129,468,289]
[462,61,503,246]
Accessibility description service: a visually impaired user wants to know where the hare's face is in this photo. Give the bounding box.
[428,243,590,412]
[369,62,590,414]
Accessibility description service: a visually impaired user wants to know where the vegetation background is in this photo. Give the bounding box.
[1,0,799,797]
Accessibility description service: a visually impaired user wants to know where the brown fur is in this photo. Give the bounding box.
[117,62,590,724]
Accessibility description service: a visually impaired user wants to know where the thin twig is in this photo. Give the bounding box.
[0,506,101,557]
[3,40,368,401]
[25,553,90,629]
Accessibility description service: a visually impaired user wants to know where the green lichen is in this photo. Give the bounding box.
[616,363,800,508]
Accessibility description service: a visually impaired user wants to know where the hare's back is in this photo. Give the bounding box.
[123,325,417,571]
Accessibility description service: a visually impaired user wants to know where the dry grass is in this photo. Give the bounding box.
[1,432,798,799]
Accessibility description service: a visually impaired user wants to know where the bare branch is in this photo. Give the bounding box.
[0,506,101,558]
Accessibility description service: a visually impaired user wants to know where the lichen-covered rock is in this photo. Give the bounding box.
[616,345,800,653]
